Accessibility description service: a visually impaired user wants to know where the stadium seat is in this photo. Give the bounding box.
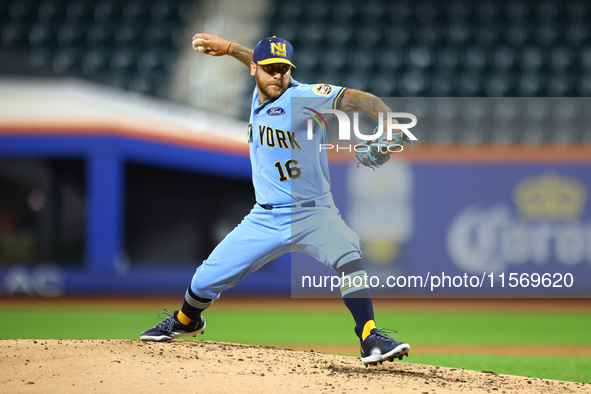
[437,46,461,70]
[549,47,575,71]
[384,25,412,47]
[475,1,500,22]
[378,49,405,72]
[151,1,176,22]
[414,25,441,46]
[566,1,588,21]
[8,1,37,23]
[446,22,471,45]
[129,75,154,95]
[323,48,347,72]
[115,23,143,47]
[28,22,58,49]
[86,23,113,47]
[415,1,440,24]
[305,1,331,22]
[299,24,326,46]
[349,50,376,72]
[65,1,94,23]
[81,47,112,74]
[505,1,529,23]
[354,26,381,48]
[387,2,412,23]
[38,0,66,23]
[520,121,546,146]
[281,2,303,22]
[546,73,575,96]
[143,23,174,47]
[484,73,515,96]
[504,24,531,46]
[431,71,458,96]
[28,46,55,68]
[1,22,29,48]
[57,22,86,47]
[565,23,588,46]
[491,46,516,71]
[457,72,485,96]
[111,47,141,74]
[369,75,397,97]
[295,51,318,71]
[516,72,545,96]
[94,1,121,23]
[463,46,487,70]
[535,23,560,46]
[270,23,299,44]
[52,47,83,74]
[445,1,470,22]
[122,0,151,23]
[399,70,429,96]
[537,1,561,22]
[474,23,500,46]
[332,1,356,23]
[343,74,370,91]
[520,46,546,71]
[577,74,591,96]
[359,1,384,24]
[407,46,433,70]
[326,24,353,48]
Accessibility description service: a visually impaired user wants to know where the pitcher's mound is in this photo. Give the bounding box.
[1,339,588,393]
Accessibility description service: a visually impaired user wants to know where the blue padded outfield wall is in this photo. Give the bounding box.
[1,134,591,297]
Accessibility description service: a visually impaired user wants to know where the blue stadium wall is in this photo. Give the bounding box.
[1,133,590,297]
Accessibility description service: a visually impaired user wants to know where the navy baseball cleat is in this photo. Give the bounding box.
[360,328,410,366]
[140,310,206,342]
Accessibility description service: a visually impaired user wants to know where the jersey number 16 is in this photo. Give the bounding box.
[274,159,301,182]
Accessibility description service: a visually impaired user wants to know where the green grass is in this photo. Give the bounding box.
[406,354,591,385]
[1,308,590,384]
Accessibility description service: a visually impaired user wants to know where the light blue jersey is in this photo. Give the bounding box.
[189,79,361,300]
[249,79,347,205]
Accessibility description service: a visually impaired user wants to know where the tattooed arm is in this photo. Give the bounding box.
[339,89,401,146]
[339,89,395,124]
[191,33,253,67]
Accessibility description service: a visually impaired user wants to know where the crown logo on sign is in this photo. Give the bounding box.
[514,173,586,220]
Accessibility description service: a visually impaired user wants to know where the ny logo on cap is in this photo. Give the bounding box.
[271,42,286,57]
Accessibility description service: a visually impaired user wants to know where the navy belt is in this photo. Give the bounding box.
[259,201,316,210]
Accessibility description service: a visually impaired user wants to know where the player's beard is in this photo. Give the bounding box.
[255,72,289,101]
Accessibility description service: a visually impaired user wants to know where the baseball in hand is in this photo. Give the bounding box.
[193,38,206,53]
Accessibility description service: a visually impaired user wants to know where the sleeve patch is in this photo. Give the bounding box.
[313,84,333,96]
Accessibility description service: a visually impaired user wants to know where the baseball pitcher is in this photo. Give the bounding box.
[140,34,411,366]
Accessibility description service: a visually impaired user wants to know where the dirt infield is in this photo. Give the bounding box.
[1,339,589,393]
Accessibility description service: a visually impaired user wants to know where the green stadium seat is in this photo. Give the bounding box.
[516,72,545,96]
[28,22,58,49]
[520,46,546,71]
[446,22,470,45]
[1,22,29,48]
[332,2,356,23]
[437,46,461,70]
[57,22,86,47]
[52,46,83,74]
[65,1,94,23]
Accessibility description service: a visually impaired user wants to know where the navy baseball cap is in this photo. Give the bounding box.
[253,36,296,68]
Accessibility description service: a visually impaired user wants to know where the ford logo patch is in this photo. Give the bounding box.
[267,107,285,116]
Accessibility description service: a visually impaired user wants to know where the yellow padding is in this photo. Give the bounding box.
[177,311,192,325]
[362,320,377,341]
